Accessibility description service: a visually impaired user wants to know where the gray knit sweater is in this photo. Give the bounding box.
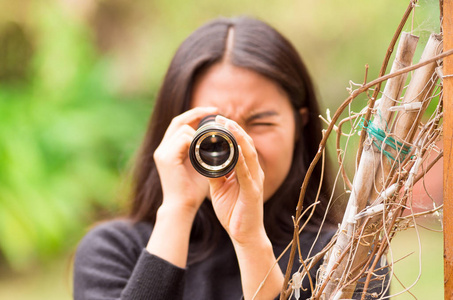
[73,220,386,299]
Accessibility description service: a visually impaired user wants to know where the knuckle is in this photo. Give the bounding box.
[182,124,194,133]
[153,148,162,161]
[171,114,184,125]
[250,148,259,161]
[247,135,255,146]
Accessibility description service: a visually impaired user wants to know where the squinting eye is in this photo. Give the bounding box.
[251,123,274,127]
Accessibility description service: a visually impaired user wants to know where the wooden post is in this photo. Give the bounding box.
[444,0,453,299]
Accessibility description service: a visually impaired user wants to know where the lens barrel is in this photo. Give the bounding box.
[189,115,238,178]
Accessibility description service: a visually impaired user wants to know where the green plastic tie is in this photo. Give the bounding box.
[359,118,411,162]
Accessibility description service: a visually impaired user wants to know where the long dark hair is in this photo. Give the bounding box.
[130,17,338,261]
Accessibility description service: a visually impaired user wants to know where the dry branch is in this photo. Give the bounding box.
[320,32,420,299]
[279,45,453,300]
[318,32,443,300]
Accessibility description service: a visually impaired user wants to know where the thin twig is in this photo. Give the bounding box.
[280,47,453,298]
[356,0,419,166]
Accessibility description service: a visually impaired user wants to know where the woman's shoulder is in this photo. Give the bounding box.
[299,225,337,246]
[82,218,152,238]
[75,218,153,261]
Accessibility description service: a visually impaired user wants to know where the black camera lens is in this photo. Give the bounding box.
[189,115,238,178]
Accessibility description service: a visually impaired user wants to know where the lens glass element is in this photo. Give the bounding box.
[194,131,235,171]
[199,134,230,166]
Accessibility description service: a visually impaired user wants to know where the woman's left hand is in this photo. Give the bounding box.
[208,116,267,246]
[209,116,284,300]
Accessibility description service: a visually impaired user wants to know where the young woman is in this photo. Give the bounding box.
[73,17,343,300]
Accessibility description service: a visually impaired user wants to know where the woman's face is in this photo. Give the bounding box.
[191,63,297,202]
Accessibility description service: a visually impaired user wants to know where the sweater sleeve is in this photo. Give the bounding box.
[73,220,185,300]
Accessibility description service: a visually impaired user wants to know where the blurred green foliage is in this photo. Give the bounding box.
[0,0,442,274]
[0,1,150,270]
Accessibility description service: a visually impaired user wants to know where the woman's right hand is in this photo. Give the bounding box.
[147,107,218,268]
[153,106,219,216]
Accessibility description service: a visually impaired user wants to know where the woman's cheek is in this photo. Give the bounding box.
[253,136,288,199]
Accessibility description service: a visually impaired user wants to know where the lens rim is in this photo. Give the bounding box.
[195,131,235,171]
[189,123,239,178]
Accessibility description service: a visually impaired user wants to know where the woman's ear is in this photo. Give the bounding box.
[294,107,309,142]
[299,107,309,127]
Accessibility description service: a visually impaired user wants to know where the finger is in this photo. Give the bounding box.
[174,124,197,154]
[208,175,227,195]
[163,107,219,139]
[219,118,261,182]
[233,145,255,190]
[215,115,254,147]
[155,124,196,163]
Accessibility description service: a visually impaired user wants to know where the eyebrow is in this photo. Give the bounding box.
[246,111,279,122]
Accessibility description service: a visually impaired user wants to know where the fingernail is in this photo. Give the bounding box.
[226,120,238,131]
[201,107,217,114]
[215,115,228,124]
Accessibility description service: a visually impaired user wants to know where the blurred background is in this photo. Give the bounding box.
[0,0,443,299]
